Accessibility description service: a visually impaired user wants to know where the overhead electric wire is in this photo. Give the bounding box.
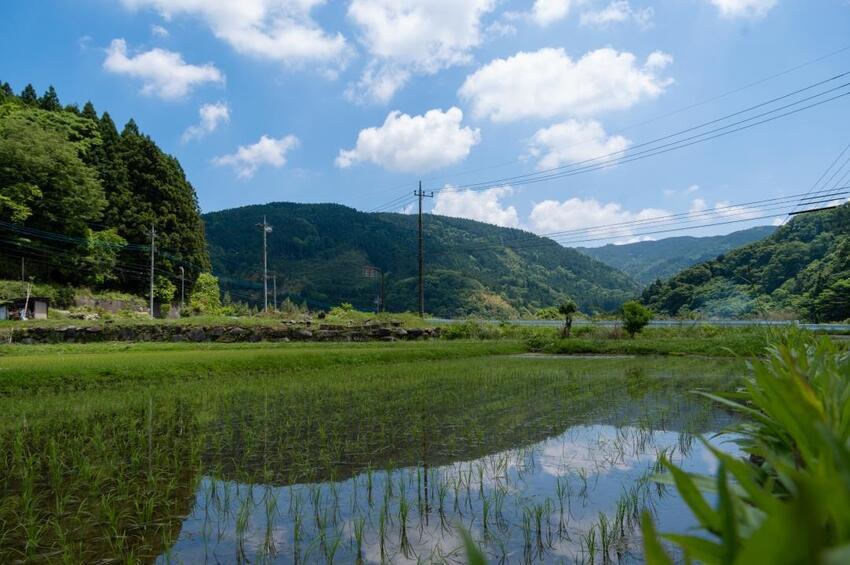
[426,188,849,257]
[438,77,850,194]
[429,189,848,256]
[369,193,418,213]
[364,43,850,209]
[547,196,844,244]
[536,190,846,240]
[367,72,850,214]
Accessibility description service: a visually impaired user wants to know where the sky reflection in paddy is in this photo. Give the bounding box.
[164,420,738,564]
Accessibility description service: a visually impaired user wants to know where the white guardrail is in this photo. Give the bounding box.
[426,318,850,332]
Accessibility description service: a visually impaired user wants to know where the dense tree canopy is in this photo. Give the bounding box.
[204,202,640,317]
[0,83,209,297]
[642,203,850,322]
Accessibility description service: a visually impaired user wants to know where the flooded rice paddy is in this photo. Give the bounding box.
[0,347,743,563]
[169,422,737,564]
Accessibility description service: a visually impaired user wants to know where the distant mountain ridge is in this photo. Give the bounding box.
[578,226,776,286]
[203,202,639,318]
[641,204,850,321]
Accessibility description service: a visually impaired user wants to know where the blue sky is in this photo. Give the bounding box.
[1,0,848,244]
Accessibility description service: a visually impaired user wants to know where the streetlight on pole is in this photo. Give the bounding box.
[179,266,185,311]
[256,216,273,312]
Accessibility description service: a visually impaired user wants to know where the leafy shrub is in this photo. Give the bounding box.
[524,332,554,352]
[643,331,850,563]
[188,273,222,315]
[154,275,176,304]
[53,286,77,309]
[621,301,652,337]
[536,306,560,320]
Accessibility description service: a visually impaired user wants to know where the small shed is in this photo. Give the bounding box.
[3,297,50,320]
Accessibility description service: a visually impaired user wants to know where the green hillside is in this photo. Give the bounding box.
[578,226,776,286]
[204,202,639,318]
[641,203,850,321]
[0,82,209,296]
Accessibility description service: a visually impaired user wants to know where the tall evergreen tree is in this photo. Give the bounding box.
[20,84,38,105]
[81,101,98,121]
[0,82,13,99]
[38,86,62,111]
[122,119,140,137]
[0,84,210,295]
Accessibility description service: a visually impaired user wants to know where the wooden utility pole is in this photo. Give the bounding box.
[415,181,433,318]
[149,224,156,318]
[257,216,273,312]
[379,270,385,314]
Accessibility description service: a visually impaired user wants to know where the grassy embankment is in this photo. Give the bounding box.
[0,339,744,562]
[442,320,809,357]
[1,312,798,358]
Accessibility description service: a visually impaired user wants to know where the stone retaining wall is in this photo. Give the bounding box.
[4,323,440,344]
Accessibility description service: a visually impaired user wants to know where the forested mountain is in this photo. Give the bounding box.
[0,82,208,297]
[204,202,639,318]
[578,226,776,287]
[641,203,850,321]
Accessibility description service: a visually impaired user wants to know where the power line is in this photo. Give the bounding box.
[426,189,848,256]
[539,190,847,240]
[364,43,850,210]
[440,75,850,194]
[427,190,848,257]
[366,72,850,215]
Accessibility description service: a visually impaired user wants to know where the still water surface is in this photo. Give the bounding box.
[164,418,738,563]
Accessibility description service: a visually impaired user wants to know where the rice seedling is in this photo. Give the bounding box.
[0,340,745,562]
[352,515,365,563]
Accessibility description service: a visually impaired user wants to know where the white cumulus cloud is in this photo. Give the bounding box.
[336,107,480,172]
[346,0,496,102]
[151,24,169,38]
[709,0,777,19]
[103,39,224,99]
[459,47,673,123]
[530,0,573,26]
[580,1,653,28]
[529,119,631,170]
[433,186,519,227]
[213,134,299,179]
[182,102,231,142]
[121,0,348,67]
[529,197,669,242]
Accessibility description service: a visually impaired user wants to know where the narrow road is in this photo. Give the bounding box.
[427,318,850,332]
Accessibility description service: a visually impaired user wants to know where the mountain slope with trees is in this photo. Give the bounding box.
[0,82,209,299]
[203,202,640,318]
[641,203,850,321]
[578,226,776,286]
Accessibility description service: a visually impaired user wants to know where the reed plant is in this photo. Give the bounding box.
[643,331,850,563]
